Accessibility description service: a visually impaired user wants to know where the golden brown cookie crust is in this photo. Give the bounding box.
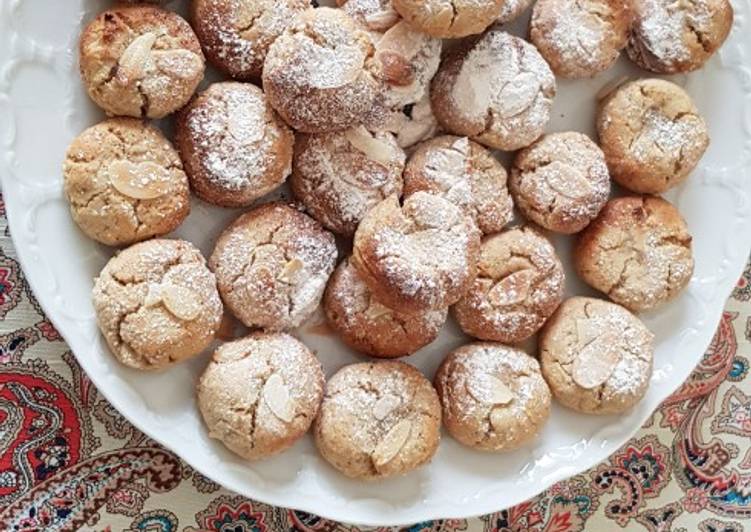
[79,4,205,118]
[392,0,503,38]
[434,343,551,451]
[324,259,447,358]
[574,196,694,312]
[64,118,190,247]
[453,226,565,343]
[197,332,325,460]
[540,297,654,414]
[314,361,441,479]
[93,239,223,370]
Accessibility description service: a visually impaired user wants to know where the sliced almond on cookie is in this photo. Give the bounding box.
[498,73,540,118]
[489,406,512,432]
[364,8,400,31]
[545,162,594,199]
[373,394,401,421]
[119,32,157,82]
[365,301,393,320]
[575,318,600,346]
[263,373,294,422]
[161,283,202,321]
[572,331,622,389]
[372,419,411,467]
[109,160,171,200]
[466,374,514,405]
[277,258,303,283]
[345,126,396,166]
[487,270,536,307]
[143,283,163,307]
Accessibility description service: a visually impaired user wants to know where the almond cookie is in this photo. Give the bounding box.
[64,118,190,247]
[540,297,654,414]
[597,79,709,194]
[262,7,381,133]
[79,5,205,118]
[337,0,401,32]
[392,0,503,38]
[530,0,631,79]
[176,82,293,208]
[434,343,551,451]
[431,30,556,151]
[197,332,325,460]
[191,0,309,80]
[314,361,441,479]
[93,239,223,370]
[353,192,481,313]
[290,127,406,237]
[627,0,733,73]
[510,132,610,234]
[403,136,513,235]
[324,259,447,358]
[454,227,565,343]
[210,203,338,331]
[574,196,694,312]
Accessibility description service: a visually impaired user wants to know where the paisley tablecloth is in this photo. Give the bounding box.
[1,193,750,532]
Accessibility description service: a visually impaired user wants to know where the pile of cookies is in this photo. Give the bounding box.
[63,0,732,480]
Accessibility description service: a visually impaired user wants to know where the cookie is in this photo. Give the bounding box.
[403,136,513,235]
[93,239,223,370]
[431,30,556,151]
[324,259,447,358]
[352,192,481,313]
[510,132,610,234]
[197,332,325,460]
[540,297,654,414]
[291,127,406,237]
[314,361,441,479]
[530,0,631,79]
[392,0,503,38]
[597,79,709,194]
[79,4,205,118]
[262,7,381,133]
[627,0,733,73]
[63,118,190,247]
[574,196,694,312]
[191,0,309,80]
[176,82,293,208]
[337,0,401,32]
[454,227,565,343]
[434,343,551,451]
[209,203,338,331]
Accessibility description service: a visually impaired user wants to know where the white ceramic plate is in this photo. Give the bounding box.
[2,0,751,526]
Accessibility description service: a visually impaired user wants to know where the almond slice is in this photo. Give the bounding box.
[575,318,600,346]
[277,258,303,283]
[263,373,294,422]
[364,8,400,31]
[372,419,411,467]
[466,374,514,405]
[345,126,396,166]
[119,32,157,82]
[487,270,536,307]
[498,72,540,118]
[161,283,202,321]
[489,406,511,432]
[109,160,171,200]
[373,394,401,421]
[572,331,622,389]
[544,161,595,199]
[143,283,163,307]
[365,301,393,320]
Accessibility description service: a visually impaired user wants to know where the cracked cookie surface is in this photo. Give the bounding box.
[262,7,382,133]
[574,195,694,312]
[597,78,709,194]
[291,127,406,237]
[510,131,610,234]
[454,226,565,343]
[314,361,441,479]
[324,259,447,358]
[404,136,513,235]
[93,239,223,370]
[210,203,338,331]
[392,0,503,38]
[530,0,631,79]
[540,296,654,414]
[64,118,190,247]
[627,0,733,73]
[176,82,293,208]
[434,343,551,451]
[431,30,556,151]
[191,0,309,80]
[352,192,481,313]
[79,4,205,118]
[197,332,325,460]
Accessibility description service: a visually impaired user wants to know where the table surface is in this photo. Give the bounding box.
[0,193,749,532]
